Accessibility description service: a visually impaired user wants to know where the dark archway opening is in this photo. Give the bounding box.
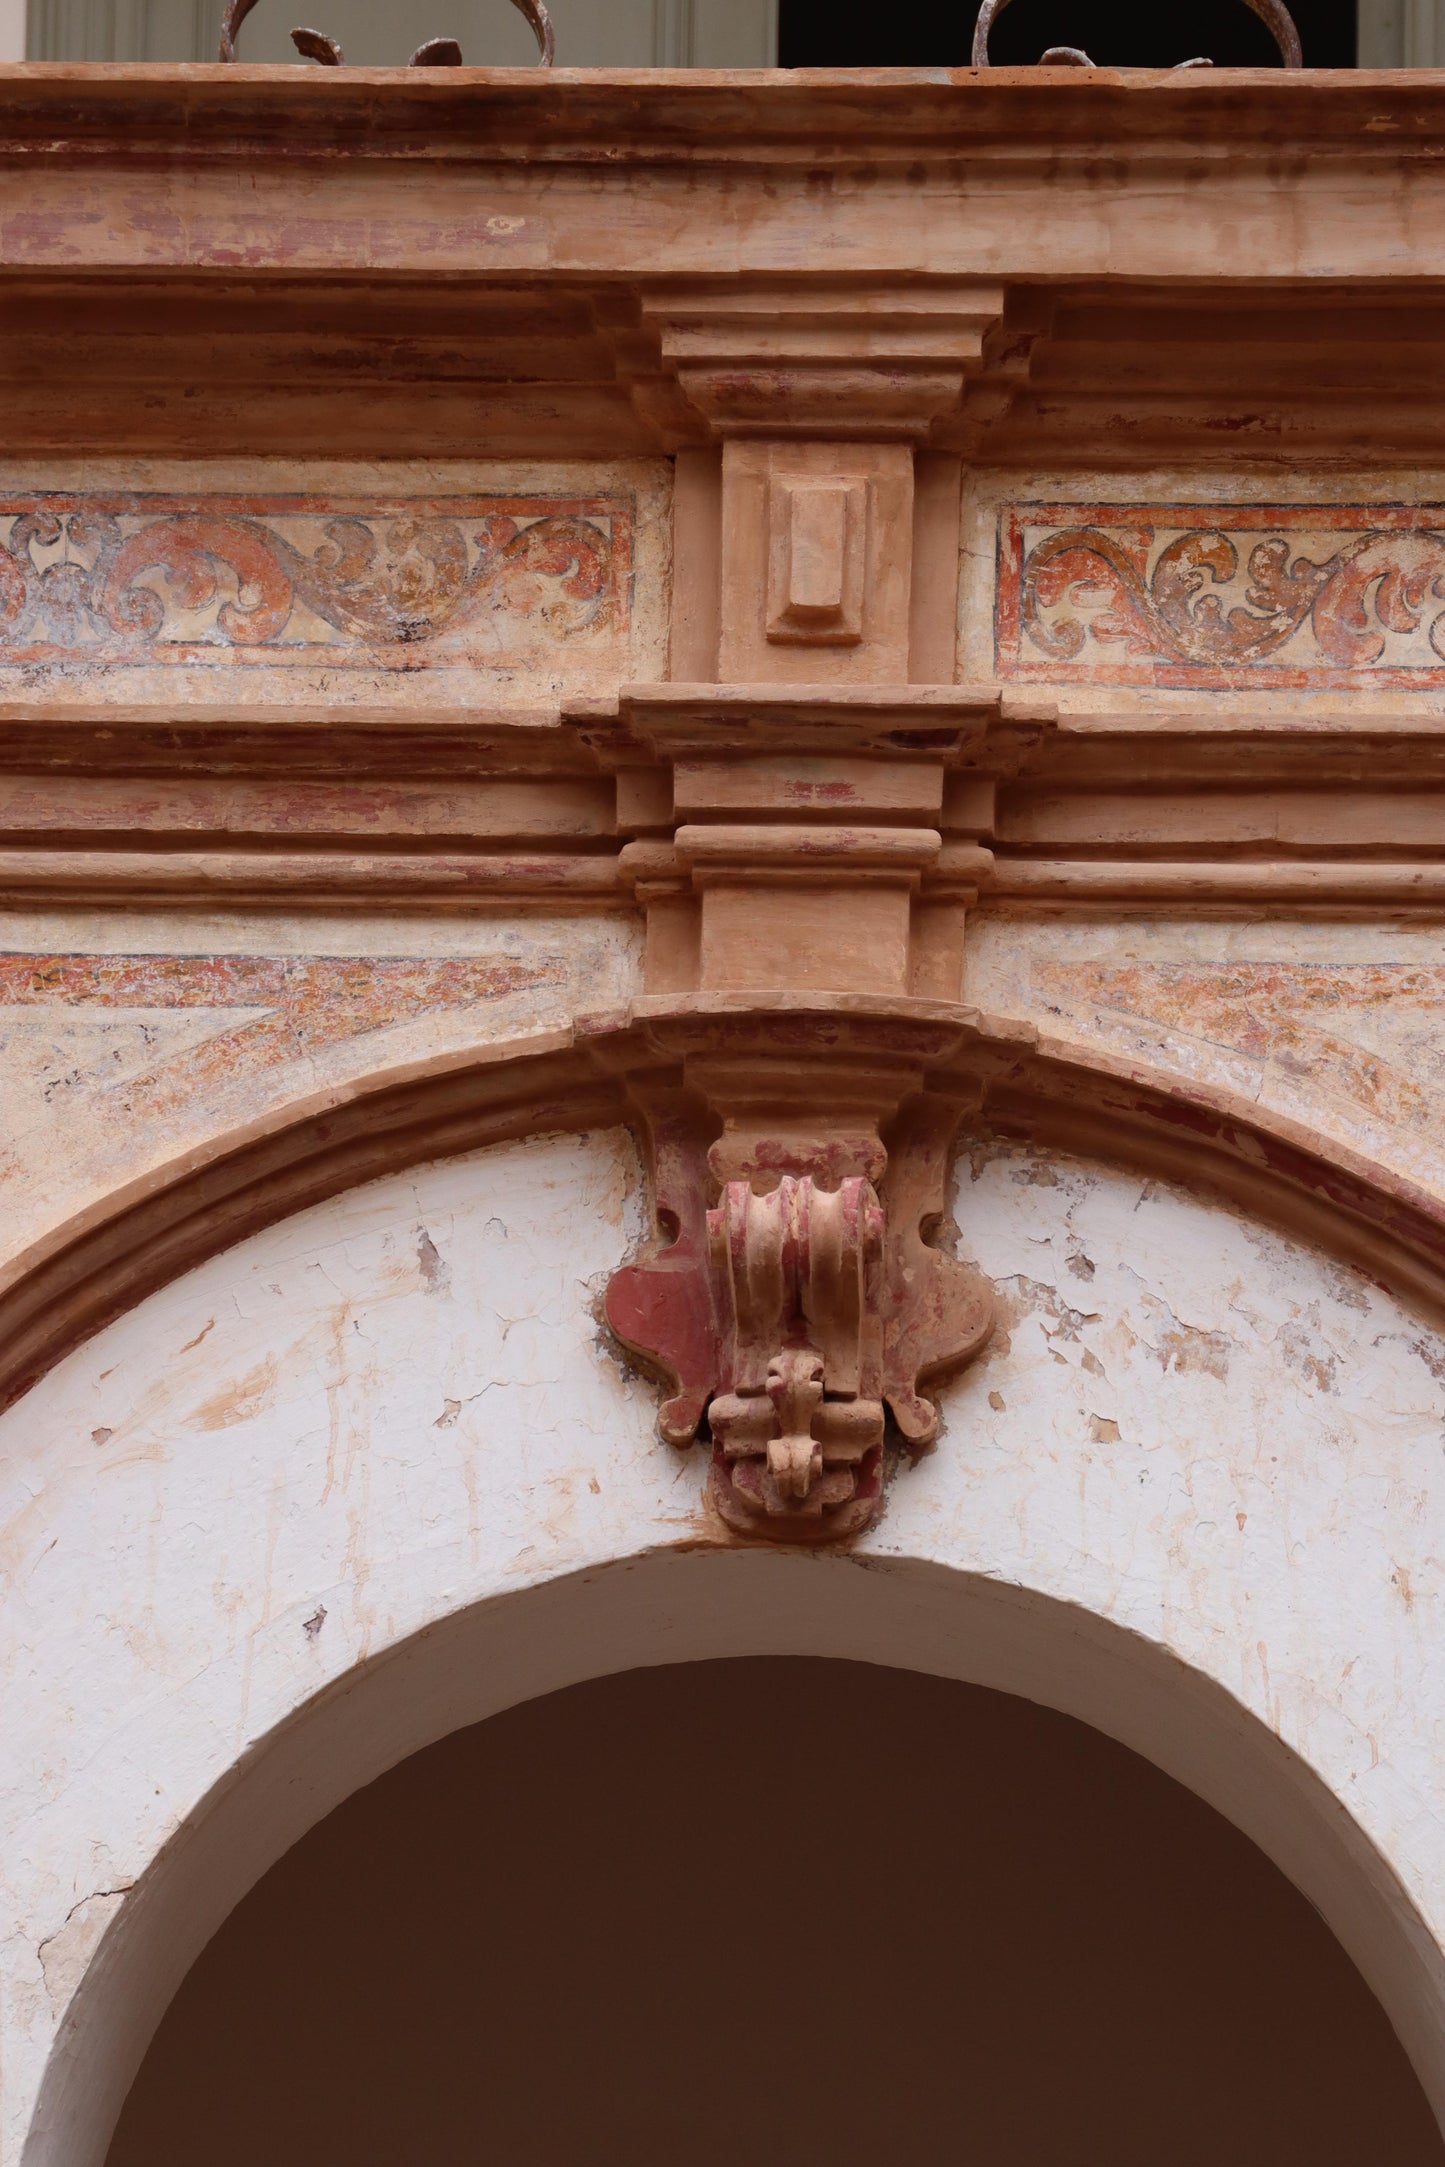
[779,0,1357,68]
[109,1658,1440,2167]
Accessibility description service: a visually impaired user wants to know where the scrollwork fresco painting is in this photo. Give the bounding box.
[997,504,1445,688]
[0,492,628,667]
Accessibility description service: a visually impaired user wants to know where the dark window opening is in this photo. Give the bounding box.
[779,0,1358,69]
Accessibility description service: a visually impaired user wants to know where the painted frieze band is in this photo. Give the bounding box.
[0,492,630,668]
[997,504,1445,689]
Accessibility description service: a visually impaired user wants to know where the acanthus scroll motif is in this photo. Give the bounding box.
[0,499,618,659]
[1017,522,1445,674]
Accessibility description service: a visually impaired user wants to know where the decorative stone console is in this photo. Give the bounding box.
[588,676,1048,1537]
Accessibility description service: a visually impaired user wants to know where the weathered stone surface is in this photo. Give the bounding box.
[0,910,641,1279]
[5,56,1445,2167]
[968,915,1445,1209]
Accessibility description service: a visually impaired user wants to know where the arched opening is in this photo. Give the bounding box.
[106,1656,1438,2165]
[22,1548,1445,2164]
[14,1128,1445,2162]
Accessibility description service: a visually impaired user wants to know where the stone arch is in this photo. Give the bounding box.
[4,1123,1444,2162]
[23,1552,1445,2167]
[4,994,1445,1417]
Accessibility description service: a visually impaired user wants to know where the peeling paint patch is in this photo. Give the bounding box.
[416,1229,451,1298]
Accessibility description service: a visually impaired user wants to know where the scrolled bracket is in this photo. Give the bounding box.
[605,1057,994,1545]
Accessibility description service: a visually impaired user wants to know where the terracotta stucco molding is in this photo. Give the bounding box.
[8,278,1445,464]
[2,64,1444,158]
[10,702,1445,908]
[614,282,1045,453]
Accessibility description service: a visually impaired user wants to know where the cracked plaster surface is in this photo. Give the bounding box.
[4,1129,1445,2157]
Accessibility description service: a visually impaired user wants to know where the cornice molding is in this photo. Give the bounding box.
[2,76,1445,301]
[621,282,1029,448]
[4,66,1445,161]
[3,701,1445,908]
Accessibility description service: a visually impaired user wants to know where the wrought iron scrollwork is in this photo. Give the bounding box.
[219,0,554,65]
[970,0,1302,69]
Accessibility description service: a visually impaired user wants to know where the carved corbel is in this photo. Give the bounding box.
[603,280,1049,458]
[630,281,1013,443]
[604,1027,993,1541]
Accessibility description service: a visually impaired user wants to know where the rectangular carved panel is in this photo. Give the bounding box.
[719,442,912,683]
[996,503,1445,690]
[766,476,865,645]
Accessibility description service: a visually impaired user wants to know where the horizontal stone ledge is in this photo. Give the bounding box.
[0,775,618,840]
[674,822,943,869]
[0,847,627,902]
[988,858,1445,905]
[997,788,1445,849]
[2,67,1444,160]
[0,706,608,780]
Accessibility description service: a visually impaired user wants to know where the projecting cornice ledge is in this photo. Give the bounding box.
[2,703,1445,910]
[605,281,1048,450]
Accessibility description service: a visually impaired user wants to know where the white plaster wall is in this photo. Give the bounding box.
[4,1128,1445,2162]
[934,1137,1445,1915]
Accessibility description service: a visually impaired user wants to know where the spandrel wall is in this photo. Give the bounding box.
[8,1126,1445,2161]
